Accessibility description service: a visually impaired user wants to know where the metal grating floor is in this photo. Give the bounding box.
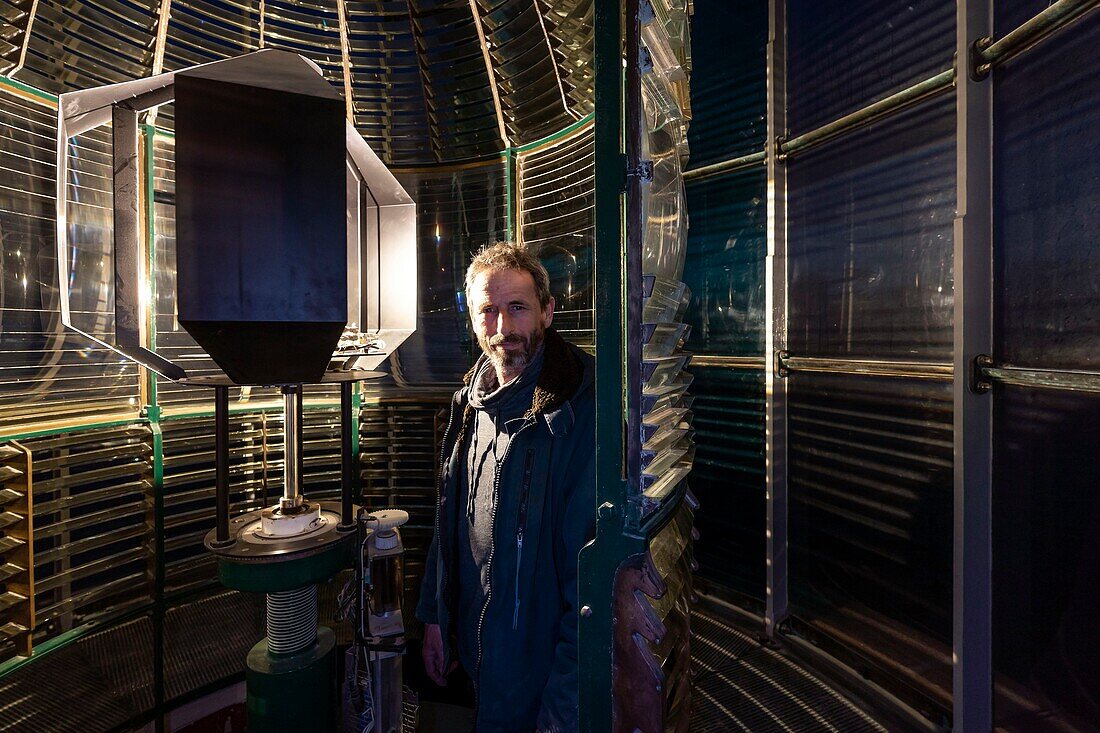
[690,604,888,732]
[0,589,263,732]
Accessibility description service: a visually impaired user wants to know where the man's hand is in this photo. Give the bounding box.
[422,623,457,686]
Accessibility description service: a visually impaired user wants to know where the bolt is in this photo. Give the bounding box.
[580,605,593,618]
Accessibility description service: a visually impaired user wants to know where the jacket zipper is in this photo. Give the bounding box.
[475,418,534,680]
[512,448,535,630]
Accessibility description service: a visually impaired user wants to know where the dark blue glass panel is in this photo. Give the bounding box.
[789,372,953,719]
[787,0,954,136]
[686,1,767,167]
[995,0,1050,38]
[690,366,766,604]
[993,385,1100,731]
[683,168,767,356]
[787,94,955,361]
[993,10,1100,371]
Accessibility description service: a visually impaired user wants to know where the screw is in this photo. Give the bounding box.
[580,605,593,618]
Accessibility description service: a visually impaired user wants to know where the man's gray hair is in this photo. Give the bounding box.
[465,241,553,308]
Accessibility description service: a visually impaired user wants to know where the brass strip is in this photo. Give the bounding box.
[690,355,766,369]
[151,0,173,77]
[258,0,265,48]
[11,0,40,77]
[984,365,1100,394]
[467,0,510,147]
[532,0,579,120]
[784,356,954,380]
[336,0,355,123]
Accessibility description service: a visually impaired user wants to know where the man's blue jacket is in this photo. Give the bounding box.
[415,327,596,732]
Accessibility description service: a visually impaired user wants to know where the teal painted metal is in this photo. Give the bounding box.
[577,0,646,730]
[148,408,167,733]
[0,417,148,443]
[0,73,57,104]
[351,381,361,498]
[246,626,337,731]
[514,112,594,154]
[505,146,517,240]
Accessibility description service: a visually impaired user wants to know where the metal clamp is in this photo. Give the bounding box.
[971,354,994,394]
[775,350,790,379]
[970,36,993,81]
[774,136,788,163]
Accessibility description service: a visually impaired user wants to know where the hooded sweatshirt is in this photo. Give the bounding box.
[455,344,545,675]
[416,327,595,733]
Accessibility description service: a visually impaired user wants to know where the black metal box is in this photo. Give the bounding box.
[175,51,347,385]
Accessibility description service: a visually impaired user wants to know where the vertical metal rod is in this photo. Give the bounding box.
[623,0,643,522]
[281,385,303,509]
[340,381,355,526]
[955,0,995,728]
[764,0,790,638]
[214,386,231,544]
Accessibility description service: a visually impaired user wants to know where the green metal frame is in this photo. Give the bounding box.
[504,147,518,240]
[577,1,647,731]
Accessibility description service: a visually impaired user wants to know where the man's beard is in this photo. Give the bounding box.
[479,327,545,376]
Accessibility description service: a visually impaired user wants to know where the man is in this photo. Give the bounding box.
[416,241,596,732]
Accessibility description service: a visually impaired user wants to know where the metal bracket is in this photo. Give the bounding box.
[774,136,788,163]
[775,350,790,378]
[970,36,993,81]
[971,354,993,394]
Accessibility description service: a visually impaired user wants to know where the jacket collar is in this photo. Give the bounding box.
[462,327,583,436]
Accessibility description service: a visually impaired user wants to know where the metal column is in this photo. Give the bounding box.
[764,0,789,638]
[577,0,647,729]
[954,0,995,729]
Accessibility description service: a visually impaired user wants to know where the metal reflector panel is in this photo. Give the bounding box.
[172,51,349,385]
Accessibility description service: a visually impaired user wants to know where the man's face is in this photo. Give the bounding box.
[468,268,555,377]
